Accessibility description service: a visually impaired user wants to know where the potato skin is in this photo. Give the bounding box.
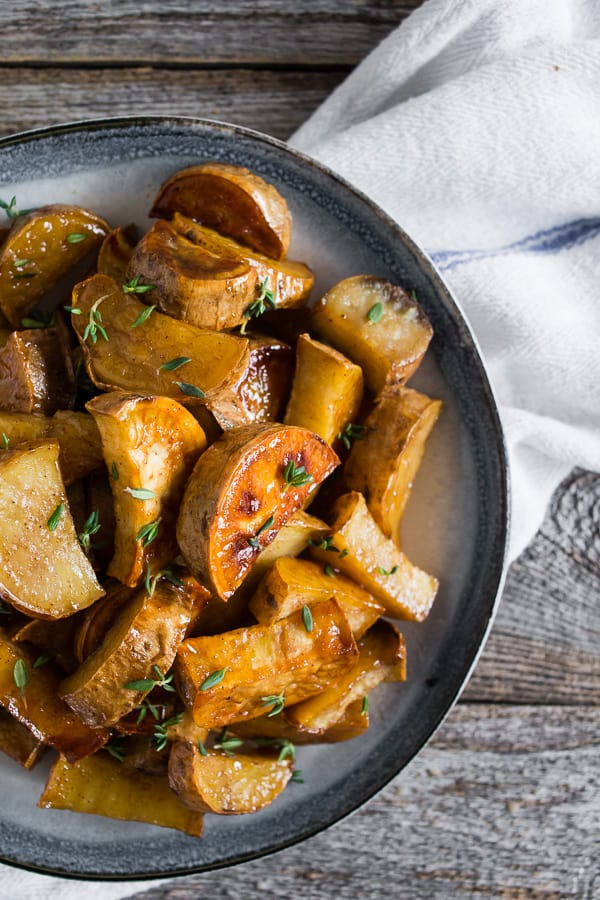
[176,423,339,599]
[0,327,76,414]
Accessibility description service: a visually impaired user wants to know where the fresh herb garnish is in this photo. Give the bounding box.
[337,422,365,450]
[66,232,87,244]
[213,727,244,756]
[14,258,34,268]
[0,196,34,220]
[282,460,313,491]
[46,503,64,531]
[21,316,52,328]
[199,668,227,692]
[367,301,384,323]
[240,277,277,332]
[254,737,296,763]
[105,737,127,762]
[247,514,275,550]
[324,564,335,578]
[197,739,208,757]
[64,305,82,315]
[130,304,157,328]
[361,696,369,716]
[13,658,29,692]
[123,275,155,295]
[143,563,184,598]
[291,769,304,783]
[174,381,205,399]
[152,713,183,752]
[377,564,399,576]
[261,692,285,717]
[125,666,176,694]
[82,293,110,344]
[78,510,101,557]
[159,356,192,372]
[308,535,340,553]
[1,433,9,450]
[135,696,164,725]
[33,653,53,669]
[110,461,119,481]
[124,486,157,500]
[136,518,161,548]
[302,604,313,633]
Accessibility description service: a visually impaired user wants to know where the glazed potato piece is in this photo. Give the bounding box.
[0,631,107,761]
[0,327,76,414]
[176,598,358,729]
[151,162,291,260]
[231,697,369,744]
[312,276,433,394]
[73,580,133,664]
[60,575,198,728]
[309,492,438,622]
[172,214,313,308]
[0,204,109,326]
[284,333,364,445]
[97,224,137,283]
[286,619,406,733]
[344,386,442,539]
[0,441,104,618]
[177,423,339,599]
[229,334,294,427]
[39,753,204,837]
[169,740,292,815]
[86,392,206,586]
[0,410,102,484]
[13,613,84,675]
[249,556,384,638]
[70,273,250,415]
[0,708,45,769]
[127,219,257,330]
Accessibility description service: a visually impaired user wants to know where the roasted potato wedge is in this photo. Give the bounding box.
[228,334,294,427]
[309,492,438,622]
[176,598,358,729]
[73,580,133,664]
[151,162,291,260]
[70,273,250,414]
[13,613,84,675]
[0,204,109,326]
[127,219,257,330]
[87,392,206,586]
[284,333,364,444]
[286,619,406,733]
[249,556,384,638]
[60,575,197,728]
[169,740,292,814]
[0,409,103,484]
[172,214,313,308]
[39,753,204,837]
[0,707,45,769]
[0,441,104,618]
[0,631,106,761]
[97,224,138,283]
[312,276,433,394]
[344,386,442,539]
[231,697,369,744]
[0,326,76,414]
[177,423,339,599]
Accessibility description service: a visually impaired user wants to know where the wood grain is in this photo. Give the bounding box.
[0,67,344,141]
[128,704,600,900]
[1,2,422,66]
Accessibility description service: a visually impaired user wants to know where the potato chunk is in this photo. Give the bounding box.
[231,698,370,744]
[39,753,204,837]
[151,162,291,260]
[127,219,257,330]
[86,392,206,586]
[228,334,294,427]
[284,333,363,444]
[169,740,292,815]
[0,204,108,326]
[177,423,339,599]
[249,556,384,638]
[344,386,442,539]
[60,575,197,728]
[176,598,358,728]
[0,441,103,618]
[0,708,45,769]
[309,492,438,622]
[97,224,137,283]
[312,276,433,394]
[0,327,75,414]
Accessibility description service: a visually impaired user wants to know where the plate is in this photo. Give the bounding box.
[0,116,509,881]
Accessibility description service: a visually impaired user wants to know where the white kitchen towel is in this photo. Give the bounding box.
[292,0,600,562]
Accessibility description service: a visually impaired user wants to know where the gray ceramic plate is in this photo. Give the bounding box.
[0,116,509,881]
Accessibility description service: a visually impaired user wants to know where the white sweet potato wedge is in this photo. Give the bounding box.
[169,740,292,814]
[60,575,197,728]
[175,598,358,729]
[172,214,313,309]
[0,631,107,762]
[249,556,384,638]
[231,697,369,744]
[312,276,433,394]
[309,492,438,622]
[177,423,339,600]
[0,409,103,484]
[97,224,137,283]
[39,753,204,837]
[286,619,406,733]
[86,392,206,587]
[344,386,442,539]
[126,219,257,330]
[0,327,76,414]
[0,204,108,326]
[13,613,84,675]
[284,334,364,445]
[73,580,133,664]
[70,273,250,413]
[0,441,104,618]
[151,162,291,260]
[224,333,294,428]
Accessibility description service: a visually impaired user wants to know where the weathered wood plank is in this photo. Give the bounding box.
[1,2,421,66]
[464,468,600,705]
[0,67,344,141]
[127,704,600,900]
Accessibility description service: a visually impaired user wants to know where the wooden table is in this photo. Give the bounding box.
[3,3,598,897]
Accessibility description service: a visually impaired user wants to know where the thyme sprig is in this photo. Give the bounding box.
[199,668,227,692]
[46,503,64,531]
[254,737,296,763]
[282,460,313,491]
[152,713,183,752]
[123,275,155,295]
[247,514,275,550]
[136,517,161,548]
[105,737,127,762]
[143,563,184,598]
[81,294,110,344]
[337,422,365,450]
[377,564,399,576]
[261,692,285,717]
[213,727,244,757]
[78,510,101,557]
[240,277,277,333]
[125,665,176,694]
[0,196,34,220]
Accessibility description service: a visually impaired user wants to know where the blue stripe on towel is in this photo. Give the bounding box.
[429,217,600,271]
